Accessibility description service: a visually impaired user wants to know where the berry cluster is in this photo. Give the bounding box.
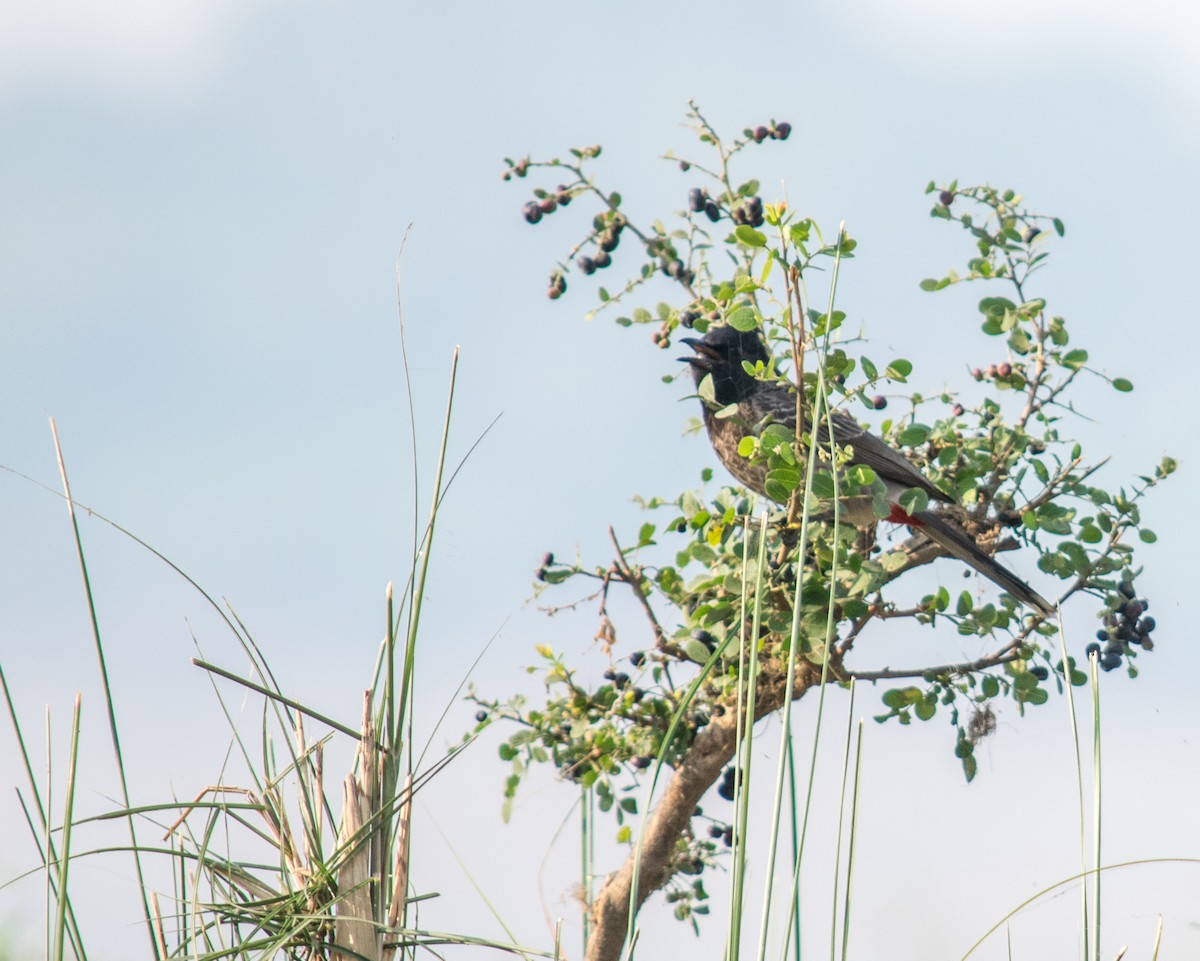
[686,188,765,228]
[523,184,575,225]
[732,195,765,228]
[574,212,627,278]
[746,121,792,143]
[971,361,1014,381]
[534,551,555,581]
[706,820,734,847]
[716,765,740,801]
[1085,578,1156,671]
[688,187,723,224]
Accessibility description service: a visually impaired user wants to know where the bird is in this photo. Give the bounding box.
[680,324,1054,615]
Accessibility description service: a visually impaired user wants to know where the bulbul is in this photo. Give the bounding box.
[681,324,1054,615]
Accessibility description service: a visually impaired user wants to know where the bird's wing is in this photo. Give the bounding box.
[821,409,952,504]
[739,383,951,505]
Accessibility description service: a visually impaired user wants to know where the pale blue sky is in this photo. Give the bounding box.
[1,2,1197,959]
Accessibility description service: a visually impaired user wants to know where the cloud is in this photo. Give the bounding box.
[0,0,250,102]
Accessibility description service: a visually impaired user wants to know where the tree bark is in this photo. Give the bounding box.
[585,653,833,961]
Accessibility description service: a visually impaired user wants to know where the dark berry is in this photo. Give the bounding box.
[939,190,954,206]
[556,185,572,206]
[577,255,597,276]
[1095,629,1109,642]
[952,403,964,417]
[986,364,998,379]
[475,710,489,723]
[704,200,721,222]
[593,250,612,269]
[1123,600,1144,621]
[1118,580,1136,599]
[1141,637,1155,651]
[871,395,887,410]
[599,231,619,253]
[541,552,554,567]
[691,629,716,651]
[972,368,984,381]
[630,650,646,667]
[666,260,687,280]
[613,672,630,689]
[722,827,734,846]
[632,755,653,770]
[538,196,557,214]
[717,780,734,801]
[679,160,691,172]
[523,202,542,224]
[997,361,1013,377]
[1115,623,1134,641]
[688,188,706,213]
[708,824,724,839]
[603,668,616,680]
[753,125,769,143]
[1030,666,1049,681]
[679,309,699,327]
[1138,598,1150,611]
[732,206,748,226]
[1100,652,1123,671]
[774,121,792,140]
[1024,227,1041,242]
[548,273,566,299]
[1085,642,1101,657]
[676,520,687,532]
[1138,616,1156,634]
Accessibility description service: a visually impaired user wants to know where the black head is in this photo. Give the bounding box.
[679,325,771,405]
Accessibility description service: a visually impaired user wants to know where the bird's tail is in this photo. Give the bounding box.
[913,511,1055,616]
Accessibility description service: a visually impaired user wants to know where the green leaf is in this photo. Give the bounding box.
[1139,529,1158,543]
[1053,217,1065,237]
[1112,377,1134,392]
[898,487,929,516]
[760,423,796,454]
[1062,349,1088,370]
[956,591,974,616]
[737,436,757,457]
[638,522,655,546]
[727,306,759,331]
[886,358,913,381]
[919,278,939,292]
[981,676,999,698]
[765,468,801,502]
[861,356,878,381]
[734,225,767,248]
[810,471,836,498]
[898,424,931,446]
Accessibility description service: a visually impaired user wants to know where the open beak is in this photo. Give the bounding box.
[678,337,720,370]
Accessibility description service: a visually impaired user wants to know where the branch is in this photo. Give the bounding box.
[585,653,832,961]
